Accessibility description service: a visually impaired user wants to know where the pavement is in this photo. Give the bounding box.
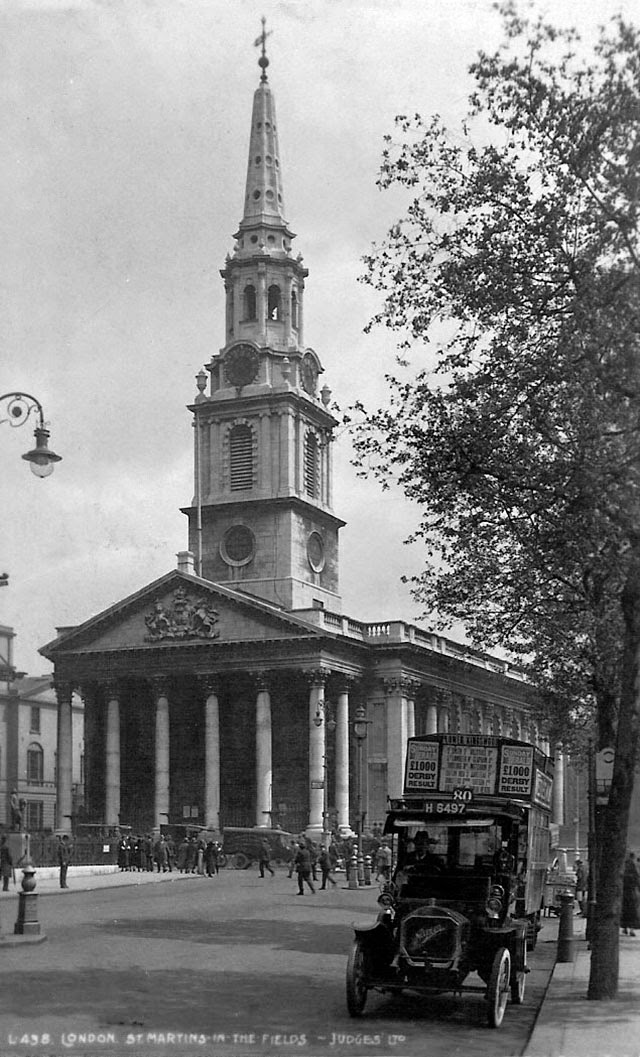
[2,867,640,1056]
[524,913,640,1057]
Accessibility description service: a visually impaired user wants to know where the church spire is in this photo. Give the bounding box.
[239,18,287,236]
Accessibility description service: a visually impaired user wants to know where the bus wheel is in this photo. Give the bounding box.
[231,852,249,870]
[346,938,369,1017]
[511,940,527,1004]
[487,947,510,1028]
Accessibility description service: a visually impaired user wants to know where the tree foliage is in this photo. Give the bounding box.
[347,3,640,998]
[349,3,640,750]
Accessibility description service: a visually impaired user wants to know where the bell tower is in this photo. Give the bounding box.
[184,24,344,613]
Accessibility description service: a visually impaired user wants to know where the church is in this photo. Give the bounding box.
[40,35,550,840]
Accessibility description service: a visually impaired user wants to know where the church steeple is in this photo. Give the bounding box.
[238,20,287,238]
[185,24,344,614]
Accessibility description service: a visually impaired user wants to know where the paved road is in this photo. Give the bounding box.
[0,870,556,1057]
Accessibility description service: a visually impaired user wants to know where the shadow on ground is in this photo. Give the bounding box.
[98,916,352,955]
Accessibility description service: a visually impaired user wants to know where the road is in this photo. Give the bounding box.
[0,869,557,1057]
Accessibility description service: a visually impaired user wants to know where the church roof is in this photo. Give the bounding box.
[38,568,328,661]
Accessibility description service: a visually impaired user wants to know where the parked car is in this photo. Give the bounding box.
[222,826,294,869]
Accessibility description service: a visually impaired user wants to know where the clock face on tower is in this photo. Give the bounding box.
[301,352,318,396]
[224,343,260,388]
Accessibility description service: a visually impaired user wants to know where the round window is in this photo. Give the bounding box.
[307,532,325,573]
[221,525,255,567]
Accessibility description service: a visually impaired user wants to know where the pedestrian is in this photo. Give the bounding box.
[259,838,275,878]
[0,836,13,892]
[375,843,392,882]
[205,841,217,877]
[574,859,587,916]
[287,841,298,879]
[319,845,337,889]
[294,840,316,895]
[621,851,640,936]
[155,835,169,872]
[309,841,319,882]
[58,833,73,889]
[177,836,190,873]
[185,837,198,874]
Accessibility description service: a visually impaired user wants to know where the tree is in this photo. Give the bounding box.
[348,2,640,998]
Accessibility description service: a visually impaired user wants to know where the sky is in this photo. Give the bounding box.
[0,0,636,676]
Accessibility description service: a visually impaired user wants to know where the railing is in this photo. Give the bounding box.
[293,606,526,681]
[27,836,118,868]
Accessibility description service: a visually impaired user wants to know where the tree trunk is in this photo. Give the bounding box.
[588,557,640,999]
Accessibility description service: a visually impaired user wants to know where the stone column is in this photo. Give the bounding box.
[426,696,438,735]
[307,670,328,838]
[483,706,494,736]
[105,682,121,828]
[151,677,170,833]
[436,688,453,734]
[202,677,221,833]
[335,682,350,831]
[553,749,565,826]
[257,264,267,343]
[255,672,272,828]
[55,681,74,834]
[405,680,419,741]
[385,678,409,799]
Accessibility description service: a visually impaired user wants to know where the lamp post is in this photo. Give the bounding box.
[352,704,371,886]
[313,702,336,848]
[0,392,62,476]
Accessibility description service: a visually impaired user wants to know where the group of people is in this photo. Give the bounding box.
[117,833,224,877]
[283,838,339,894]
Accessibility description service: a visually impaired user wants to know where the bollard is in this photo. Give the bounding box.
[14,861,41,936]
[348,852,359,890]
[364,854,372,886]
[557,891,575,963]
[357,851,365,887]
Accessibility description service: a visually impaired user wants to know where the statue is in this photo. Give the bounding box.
[10,789,22,831]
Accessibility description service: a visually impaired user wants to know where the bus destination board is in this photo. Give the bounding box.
[440,742,498,793]
[404,735,541,798]
[404,740,439,791]
[498,744,534,796]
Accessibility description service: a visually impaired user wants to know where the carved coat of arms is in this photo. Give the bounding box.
[144,587,220,642]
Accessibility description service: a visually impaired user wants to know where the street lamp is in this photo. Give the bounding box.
[352,704,371,884]
[314,701,336,847]
[1,392,62,477]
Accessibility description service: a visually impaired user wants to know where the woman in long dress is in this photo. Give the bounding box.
[621,852,640,936]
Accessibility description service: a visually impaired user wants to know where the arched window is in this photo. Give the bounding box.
[243,284,257,321]
[267,284,281,321]
[304,433,319,498]
[291,289,298,329]
[229,424,254,491]
[27,742,44,784]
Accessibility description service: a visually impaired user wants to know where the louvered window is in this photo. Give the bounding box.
[243,284,257,321]
[268,284,281,321]
[230,425,253,491]
[304,434,319,497]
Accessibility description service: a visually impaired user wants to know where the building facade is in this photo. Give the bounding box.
[41,41,549,839]
[0,631,84,832]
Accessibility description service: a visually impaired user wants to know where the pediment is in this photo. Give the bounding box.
[40,570,320,659]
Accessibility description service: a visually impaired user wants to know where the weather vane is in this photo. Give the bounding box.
[254,16,272,81]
